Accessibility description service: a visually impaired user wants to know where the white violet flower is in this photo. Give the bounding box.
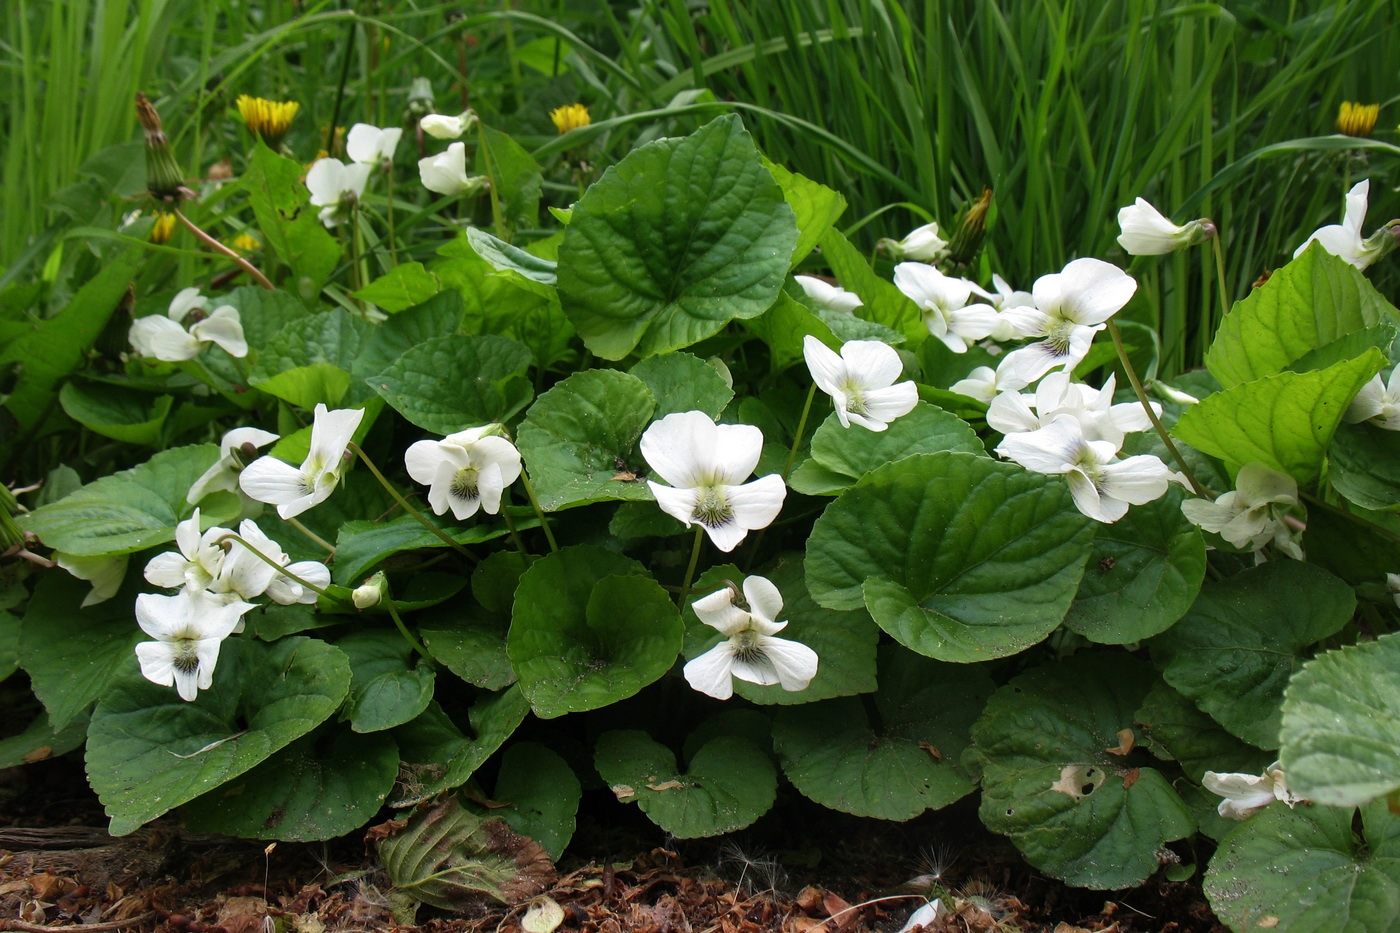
[1180,462,1303,559]
[404,426,523,520]
[640,411,786,553]
[892,262,999,353]
[144,509,227,593]
[134,588,256,701]
[895,900,946,933]
[419,111,475,140]
[238,404,364,519]
[227,519,329,606]
[1345,367,1400,430]
[996,258,1138,387]
[1294,179,1400,271]
[129,287,248,361]
[1202,761,1301,820]
[882,221,947,262]
[418,142,487,197]
[305,157,372,227]
[187,426,281,505]
[996,416,1174,523]
[803,336,917,432]
[684,575,818,700]
[948,355,1023,404]
[54,552,129,608]
[793,275,863,314]
[1116,197,1215,255]
[346,122,403,167]
[986,372,1157,448]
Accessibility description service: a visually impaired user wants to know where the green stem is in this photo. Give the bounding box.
[1107,318,1209,498]
[517,469,558,552]
[348,442,476,560]
[349,208,367,301]
[172,208,273,289]
[499,504,529,556]
[285,516,335,555]
[676,526,705,610]
[384,595,431,660]
[782,382,819,480]
[385,166,397,264]
[1301,491,1400,546]
[214,533,334,601]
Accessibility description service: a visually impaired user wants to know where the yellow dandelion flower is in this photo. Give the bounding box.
[232,233,261,254]
[237,95,300,147]
[550,103,591,135]
[150,212,177,244]
[1337,101,1380,138]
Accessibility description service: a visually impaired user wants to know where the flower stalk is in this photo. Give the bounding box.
[348,442,476,561]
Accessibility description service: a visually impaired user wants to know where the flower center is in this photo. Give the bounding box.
[1043,319,1076,357]
[693,486,734,530]
[839,379,868,415]
[172,638,201,674]
[450,465,481,502]
[731,628,765,664]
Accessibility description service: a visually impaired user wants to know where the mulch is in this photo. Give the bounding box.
[0,754,1229,933]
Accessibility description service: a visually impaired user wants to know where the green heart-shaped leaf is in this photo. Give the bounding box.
[557,114,797,359]
[508,546,681,719]
[86,636,351,835]
[806,452,1095,662]
[1149,560,1355,749]
[595,730,777,838]
[369,334,533,434]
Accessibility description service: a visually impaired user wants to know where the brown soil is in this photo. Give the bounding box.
[0,755,1228,933]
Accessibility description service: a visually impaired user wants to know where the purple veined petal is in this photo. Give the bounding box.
[757,635,819,691]
[742,576,784,627]
[729,650,782,687]
[803,335,848,398]
[701,513,752,553]
[647,481,701,529]
[640,411,719,488]
[692,587,751,636]
[838,340,904,389]
[239,455,310,506]
[683,643,736,699]
[855,382,918,430]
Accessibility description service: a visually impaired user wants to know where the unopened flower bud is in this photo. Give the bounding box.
[406,78,435,123]
[150,212,176,244]
[946,189,992,267]
[1337,101,1380,138]
[352,571,388,609]
[135,92,188,202]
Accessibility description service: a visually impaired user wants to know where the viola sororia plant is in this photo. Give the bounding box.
[6,89,1400,932]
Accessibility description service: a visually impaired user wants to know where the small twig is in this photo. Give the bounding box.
[173,209,273,289]
[1,911,156,932]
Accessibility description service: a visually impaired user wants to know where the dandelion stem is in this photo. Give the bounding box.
[285,516,335,555]
[1107,319,1209,498]
[677,526,705,610]
[1211,234,1231,336]
[348,442,476,560]
[782,382,818,480]
[172,209,273,289]
[214,533,333,600]
[384,594,431,660]
[517,469,558,552]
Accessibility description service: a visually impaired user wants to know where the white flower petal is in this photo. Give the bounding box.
[803,336,847,397]
[190,307,247,358]
[742,575,784,627]
[756,635,818,691]
[130,315,200,361]
[238,456,310,507]
[640,411,719,488]
[839,340,904,388]
[306,158,348,206]
[683,643,736,699]
[692,586,752,636]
